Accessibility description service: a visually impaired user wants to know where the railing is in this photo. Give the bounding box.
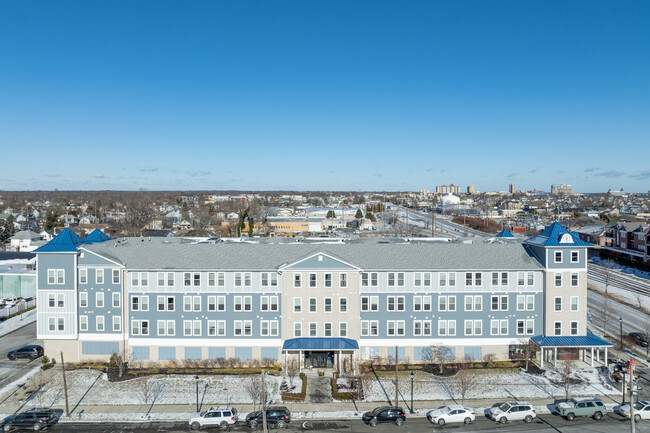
[0,299,36,319]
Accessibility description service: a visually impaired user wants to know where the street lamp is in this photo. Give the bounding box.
[410,372,415,414]
[194,375,200,412]
[619,317,623,352]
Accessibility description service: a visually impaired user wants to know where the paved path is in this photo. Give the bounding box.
[306,376,331,403]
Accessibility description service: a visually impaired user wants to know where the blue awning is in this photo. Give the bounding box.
[282,338,359,351]
[531,332,612,348]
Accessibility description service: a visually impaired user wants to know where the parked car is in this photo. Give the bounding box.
[245,406,290,428]
[630,332,649,347]
[2,408,57,431]
[7,345,44,361]
[426,405,475,425]
[189,406,238,430]
[620,400,650,421]
[361,406,406,427]
[556,397,606,420]
[488,401,536,424]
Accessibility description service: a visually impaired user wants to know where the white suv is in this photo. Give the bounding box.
[189,406,238,430]
[489,401,536,424]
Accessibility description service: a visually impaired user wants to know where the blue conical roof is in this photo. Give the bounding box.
[84,228,112,244]
[495,229,515,238]
[525,222,590,247]
[34,228,86,253]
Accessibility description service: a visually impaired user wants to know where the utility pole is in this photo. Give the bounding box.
[60,352,70,417]
[630,360,636,433]
[431,197,435,237]
[261,369,267,433]
[395,346,399,407]
[406,205,409,235]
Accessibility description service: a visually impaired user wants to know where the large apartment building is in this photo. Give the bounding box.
[35,224,610,369]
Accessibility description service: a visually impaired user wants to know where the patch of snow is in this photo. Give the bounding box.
[0,365,40,400]
[0,309,36,337]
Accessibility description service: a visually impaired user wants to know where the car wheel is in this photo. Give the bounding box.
[437,418,446,426]
[190,422,201,430]
[593,411,602,420]
[464,417,472,424]
[369,419,378,427]
[499,417,507,424]
[8,355,15,361]
[277,420,286,429]
[395,418,404,427]
[248,420,258,429]
[524,415,533,423]
[29,355,35,361]
[220,421,229,430]
[635,414,641,422]
[32,422,42,431]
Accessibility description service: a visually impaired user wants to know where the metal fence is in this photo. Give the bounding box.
[0,299,36,319]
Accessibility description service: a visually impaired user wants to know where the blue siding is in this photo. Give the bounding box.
[209,347,226,359]
[443,347,456,361]
[159,347,176,360]
[185,347,202,360]
[235,347,252,361]
[414,347,431,361]
[464,347,482,361]
[133,346,150,360]
[37,253,76,291]
[82,342,119,355]
[261,347,278,360]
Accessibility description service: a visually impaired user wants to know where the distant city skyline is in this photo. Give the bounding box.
[1,1,649,192]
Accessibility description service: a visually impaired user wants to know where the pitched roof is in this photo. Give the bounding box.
[531,332,612,347]
[84,229,112,244]
[495,229,515,238]
[34,228,85,253]
[525,222,591,247]
[81,237,544,271]
[10,230,42,241]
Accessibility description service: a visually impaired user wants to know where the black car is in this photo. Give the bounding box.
[362,406,406,427]
[2,408,57,431]
[245,406,291,428]
[630,332,649,347]
[7,345,44,361]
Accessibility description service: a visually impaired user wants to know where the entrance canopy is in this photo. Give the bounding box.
[282,338,359,351]
[531,333,612,348]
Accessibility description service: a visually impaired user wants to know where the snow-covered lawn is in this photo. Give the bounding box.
[5,369,285,408]
[363,368,619,402]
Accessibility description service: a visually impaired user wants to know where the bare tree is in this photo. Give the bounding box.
[550,359,580,401]
[244,376,263,411]
[286,358,299,387]
[34,370,48,407]
[120,192,154,236]
[516,338,538,371]
[454,357,479,403]
[637,294,644,310]
[431,344,452,374]
[137,376,162,405]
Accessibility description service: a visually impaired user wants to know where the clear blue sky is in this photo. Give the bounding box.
[1,1,649,192]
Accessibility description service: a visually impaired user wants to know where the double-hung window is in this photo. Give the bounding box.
[325,273,332,288]
[570,296,578,312]
[464,295,482,311]
[464,319,482,336]
[339,297,347,313]
[438,296,456,312]
[554,296,562,312]
[571,273,579,287]
[96,269,104,284]
[438,320,456,336]
[293,297,302,313]
[309,297,317,313]
[491,295,508,311]
[309,273,317,288]
[490,319,508,335]
[96,292,104,308]
[79,269,87,284]
[361,296,379,311]
[112,292,120,308]
[339,273,347,288]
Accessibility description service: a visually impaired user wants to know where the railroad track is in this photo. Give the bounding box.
[588,263,650,298]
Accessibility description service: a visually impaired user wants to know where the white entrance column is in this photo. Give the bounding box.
[605,347,608,365]
[554,347,558,367]
[540,348,544,368]
[591,347,594,367]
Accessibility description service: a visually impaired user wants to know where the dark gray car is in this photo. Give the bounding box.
[2,408,57,431]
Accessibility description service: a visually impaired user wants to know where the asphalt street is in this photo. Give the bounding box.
[0,321,41,397]
[28,414,650,433]
[587,290,650,337]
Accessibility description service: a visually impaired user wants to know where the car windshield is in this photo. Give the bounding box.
[250,411,261,418]
[634,402,645,410]
[371,407,386,415]
[442,407,452,414]
[498,403,512,411]
[567,399,577,406]
[199,412,206,416]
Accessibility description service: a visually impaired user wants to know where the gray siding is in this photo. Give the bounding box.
[546,247,587,269]
[38,253,76,291]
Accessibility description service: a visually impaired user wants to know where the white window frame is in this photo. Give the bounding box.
[96,292,104,308]
[570,296,579,312]
[293,297,302,313]
[294,273,302,288]
[308,297,317,313]
[339,297,347,313]
[571,272,579,287]
[294,322,302,337]
[555,251,563,263]
[570,250,579,263]
[554,321,562,335]
[570,320,578,335]
[112,292,120,308]
[79,292,87,308]
[339,322,347,337]
[113,316,121,332]
[96,269,104,285]
[554,296,562,312]
[96,315,105,332]
[79,315,88,331]
[339,273,347,288]
[112,269,120,284]
[79,269,87,284]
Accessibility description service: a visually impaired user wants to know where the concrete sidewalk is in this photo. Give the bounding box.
[1,396,618,422]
